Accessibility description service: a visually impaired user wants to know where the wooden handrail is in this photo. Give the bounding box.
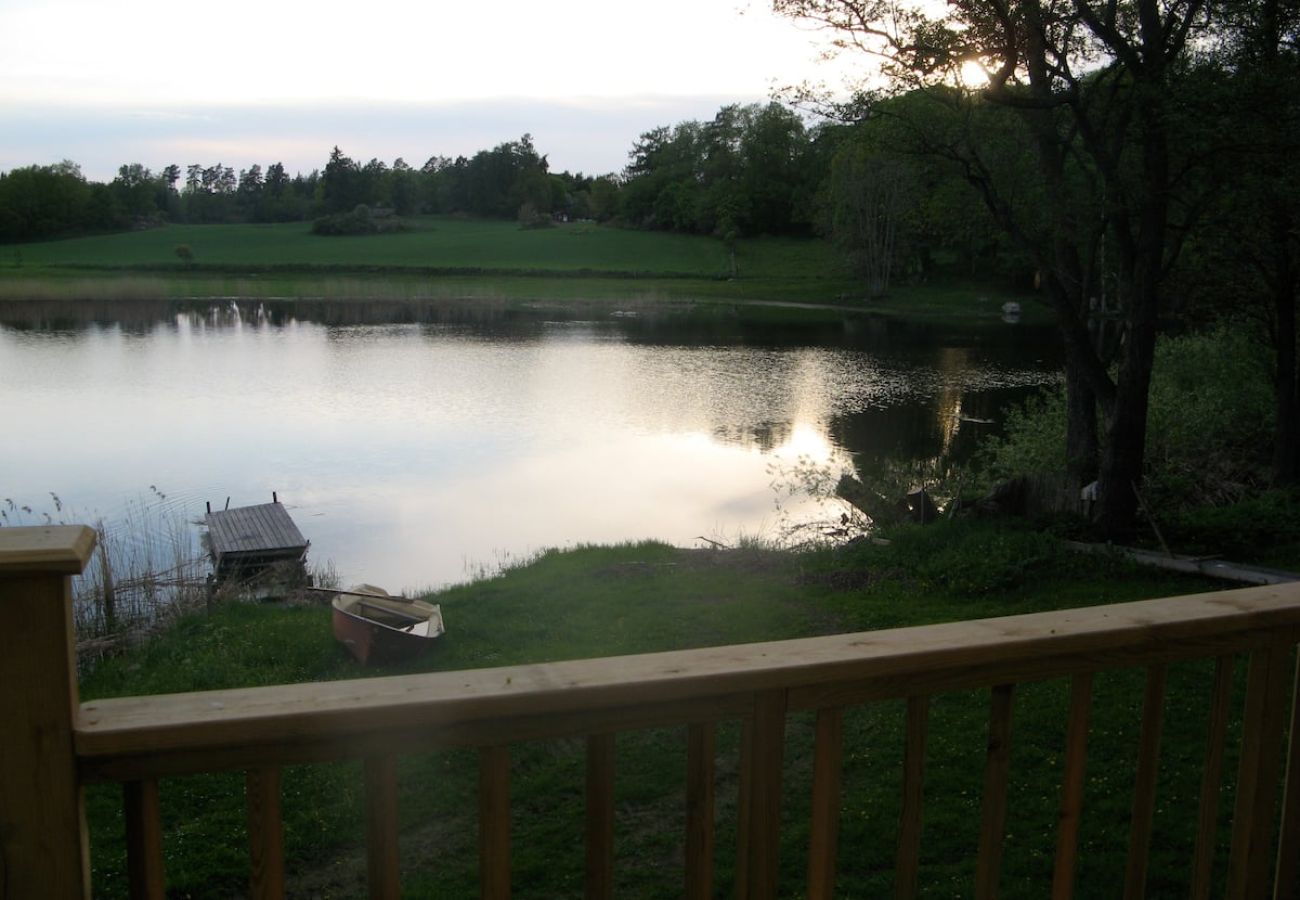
[4,527,1300,899]
[76,584,1300,781]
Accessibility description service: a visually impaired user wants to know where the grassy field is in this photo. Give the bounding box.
[79,521,1258,899]
[4,217,817,277]
[0,216,1050,323]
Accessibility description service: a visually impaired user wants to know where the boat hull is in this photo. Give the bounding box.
[331,587,444,666]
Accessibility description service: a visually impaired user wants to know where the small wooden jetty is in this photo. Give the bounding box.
[204,498,309,581]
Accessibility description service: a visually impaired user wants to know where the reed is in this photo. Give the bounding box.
[0,276,173,302]
[1,491,209,661]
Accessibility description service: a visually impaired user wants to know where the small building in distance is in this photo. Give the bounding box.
[204,498,309,583]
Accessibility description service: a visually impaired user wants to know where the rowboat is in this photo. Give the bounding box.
[331,584,445,666]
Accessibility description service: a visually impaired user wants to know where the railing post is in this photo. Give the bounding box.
[0,525,97,900]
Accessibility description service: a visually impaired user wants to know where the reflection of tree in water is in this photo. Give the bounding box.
[830,377,1049,494]
[711,421,795,454]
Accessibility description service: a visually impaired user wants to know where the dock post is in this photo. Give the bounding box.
[0,525,97,899]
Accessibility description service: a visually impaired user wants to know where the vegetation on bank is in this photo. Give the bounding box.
[79,523,1254,899]
[974,324,1300,568]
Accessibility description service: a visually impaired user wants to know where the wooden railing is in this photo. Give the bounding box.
[3,524,1299,899]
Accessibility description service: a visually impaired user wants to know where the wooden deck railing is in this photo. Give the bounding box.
[3,525,1300,899]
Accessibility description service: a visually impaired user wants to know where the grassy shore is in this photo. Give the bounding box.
[0,216,1049,323]
[80,521,1246,899]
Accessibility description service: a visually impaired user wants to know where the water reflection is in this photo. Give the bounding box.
[1,299,1059,589]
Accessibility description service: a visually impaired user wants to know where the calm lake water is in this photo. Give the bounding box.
[1,299,1059,590]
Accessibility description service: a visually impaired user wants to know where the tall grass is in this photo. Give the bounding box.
[1,491,209,660]
[0,276,173,301]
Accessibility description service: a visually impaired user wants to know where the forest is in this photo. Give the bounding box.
[0,103,1003,282]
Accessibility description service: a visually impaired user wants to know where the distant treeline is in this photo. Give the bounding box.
[0,101,1014,284]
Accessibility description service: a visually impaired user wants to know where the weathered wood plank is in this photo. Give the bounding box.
[246,767,285,900]
[975,684,1015,900]
[1064,541,1299,586]
[124,779,165,900]
[807,706,844,900]
[480,745,511,900]
[586,733,615,900]
[1227,646,1289,899]
[0,531,95,900]
[364,756,400,900]
[685,722,715,900]
[205,503,307,555]
[1051,674,1092,900]
[896,697,928,900]
[1190,656,1234,900]
[76,585,1300,781]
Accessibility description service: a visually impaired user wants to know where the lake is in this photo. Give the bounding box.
[0,299,1059,591]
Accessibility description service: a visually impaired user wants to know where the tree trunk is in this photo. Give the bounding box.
[1272,273,1298,484]
[1064,360,1099,488]
[1274,208,1294,486]
[1096,369,1151,538]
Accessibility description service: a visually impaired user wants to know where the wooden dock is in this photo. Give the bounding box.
[204,501,308,580]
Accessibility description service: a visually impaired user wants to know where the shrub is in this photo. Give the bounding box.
[1162,488,1300,559]
[517,202,553,229]
[311,205,406,236]
[977,324,1274,508]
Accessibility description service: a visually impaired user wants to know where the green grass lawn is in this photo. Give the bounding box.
[79,522,1255,899]
[5,217,798,276]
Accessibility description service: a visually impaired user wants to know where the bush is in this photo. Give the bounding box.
[311,204,406,236]
[976,389,1067,483]
[1162,488,1300,559]
[517,202,553,229]
[977,325,1274,507]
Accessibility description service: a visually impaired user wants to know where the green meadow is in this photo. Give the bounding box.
[0,216,1048,322]
[8,217,744,275]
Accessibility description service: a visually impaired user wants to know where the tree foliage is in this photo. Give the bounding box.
[774,0,1263,535]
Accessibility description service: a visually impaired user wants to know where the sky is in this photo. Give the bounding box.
[0,0,858,181]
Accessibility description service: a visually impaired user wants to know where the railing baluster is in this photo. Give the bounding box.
[896,696,929,900]
[1051,674,1093,900]
[586,733,616,900]
[975,683,1015,900]
[807,706,844,900]
[1123,664,1168,900]
[479,745,511,900]
[1190,655,1235,900]
[735,718,753,900]
[742,690,788,900]
[124,778,165,900]
[246,766,285,900]
[364,755,400,900]
[685,722,716,900]
[1276,650,1300,900]
[1227,646,1289,899]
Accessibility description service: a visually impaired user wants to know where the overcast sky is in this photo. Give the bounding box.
[0,0,858,181]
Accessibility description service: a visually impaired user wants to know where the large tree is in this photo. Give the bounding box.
[1210,0,1300,483]
[775,0,1216,535]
